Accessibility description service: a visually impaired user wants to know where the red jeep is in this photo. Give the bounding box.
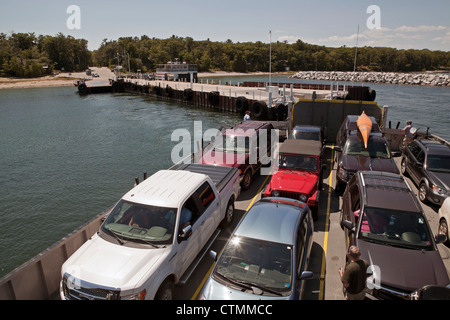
[201,121,274,191]
[262,139,323,220]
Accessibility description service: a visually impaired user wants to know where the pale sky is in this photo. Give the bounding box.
[1,0,449,51]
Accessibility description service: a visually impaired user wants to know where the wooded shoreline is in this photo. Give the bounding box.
[1,69,449,90]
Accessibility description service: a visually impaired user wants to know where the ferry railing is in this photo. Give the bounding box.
[0,207,113,300]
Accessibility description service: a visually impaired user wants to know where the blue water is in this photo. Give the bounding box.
[204,75,450,141]
[0,79,448,278]
[0,87,240,277]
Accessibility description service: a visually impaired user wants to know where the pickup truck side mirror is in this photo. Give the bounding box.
[334,146,342,152]
[342,220,355,233]
[178,225,192,242]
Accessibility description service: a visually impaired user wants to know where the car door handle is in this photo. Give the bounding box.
[201,220,206,226]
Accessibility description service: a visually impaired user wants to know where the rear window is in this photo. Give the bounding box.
[292,130,320,141]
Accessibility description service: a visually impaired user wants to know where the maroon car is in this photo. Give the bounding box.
[335,115,399,193]
[340,171,448,300]
[201,121,274,190]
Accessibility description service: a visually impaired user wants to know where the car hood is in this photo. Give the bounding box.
[342,155,399,174]
[268,170,317,194]
[201,150,248,168]
[62,233,166,290]
[358,240,449,292]
[202,277,290,300]
[428,171,450,190]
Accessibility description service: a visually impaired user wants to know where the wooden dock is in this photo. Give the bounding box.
[119,79,332,121]
[77,79,113,94]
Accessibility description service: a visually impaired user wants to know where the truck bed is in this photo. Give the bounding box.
[178,164,238,193]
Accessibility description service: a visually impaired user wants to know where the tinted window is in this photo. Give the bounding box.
[408,142,421,158]
[344,138,391,159]
[416,150,425,163]
[278,154,318,171]
[296,218,308,275]
[358,207,433,250]
[197,181,216,210]
[427,155,450,173]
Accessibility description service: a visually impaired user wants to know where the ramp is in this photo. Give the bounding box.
[291,99,383,143]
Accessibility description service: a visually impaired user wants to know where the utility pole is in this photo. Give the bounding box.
[353,25,360,73]
[269,30,272,86]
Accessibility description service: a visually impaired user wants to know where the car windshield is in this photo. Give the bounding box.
[292,130,320,141]
[101,200,176,245]
[278,154,318,171]
[427,155,450,173]
[214,135,250,153]
[344,138,391,159]
[214,236,292,295]
[358,207,433,250]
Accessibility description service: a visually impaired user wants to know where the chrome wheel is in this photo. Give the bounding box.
[419,183,428,203]
[401,158,407,176]
[221,202,234,227]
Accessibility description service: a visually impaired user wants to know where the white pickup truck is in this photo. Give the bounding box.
[60,164,240,300]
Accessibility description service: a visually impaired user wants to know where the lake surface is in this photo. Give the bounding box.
[0,87,240,277]
[0,77,448,278]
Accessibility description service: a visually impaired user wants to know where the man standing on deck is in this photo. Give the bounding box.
[403,121,413,138]
[401,120,414,150]
[339,246,370,300]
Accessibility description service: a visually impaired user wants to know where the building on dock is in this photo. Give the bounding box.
[155,61,198,82]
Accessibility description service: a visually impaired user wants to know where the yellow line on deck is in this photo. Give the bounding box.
[318,145,335,300]
[190,173,272,300]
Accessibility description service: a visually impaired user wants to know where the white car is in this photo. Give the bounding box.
[438,197,450,246]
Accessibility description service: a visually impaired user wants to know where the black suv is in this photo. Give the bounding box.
[340,171,449,300]
[335,115,399,192]
[401,137,450,206]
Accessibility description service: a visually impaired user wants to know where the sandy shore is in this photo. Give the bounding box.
[0,76,80,90]
[0,67,114,90]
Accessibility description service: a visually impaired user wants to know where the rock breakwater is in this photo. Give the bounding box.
[291,71,450,86]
